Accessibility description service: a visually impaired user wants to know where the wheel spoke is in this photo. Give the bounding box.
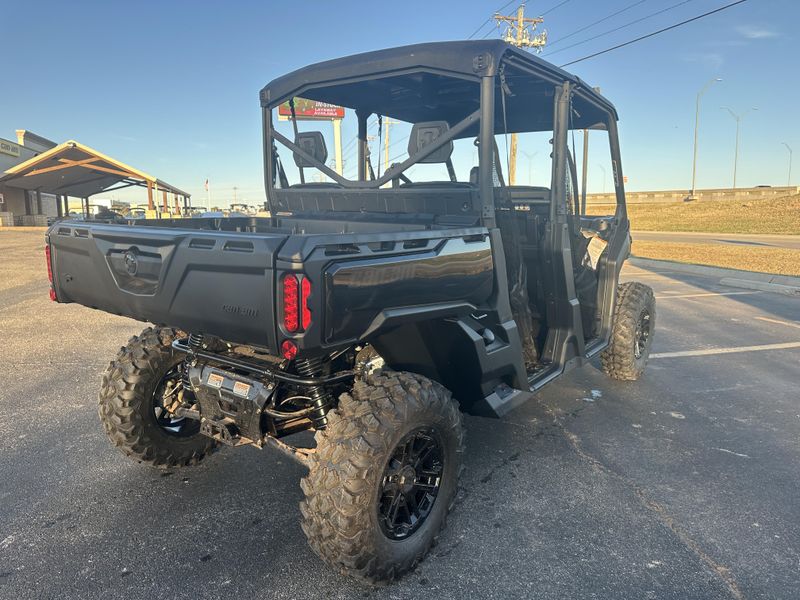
[378,427,445,540]
[386,493,403,526]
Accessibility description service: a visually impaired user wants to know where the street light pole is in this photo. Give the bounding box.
[721,106,757,188]
[783,142,793,187]
[520,150,538,185]
[598,163,607,194]
[689,77,722,200]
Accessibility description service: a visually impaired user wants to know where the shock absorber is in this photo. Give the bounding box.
[294,356,333,429]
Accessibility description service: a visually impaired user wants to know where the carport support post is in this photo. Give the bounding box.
[146,181,154,211]
[36,190,42,215]
[479,75,496,229]
[56,194,63,218]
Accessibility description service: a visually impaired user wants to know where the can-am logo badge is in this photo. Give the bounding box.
[123,250,138,275]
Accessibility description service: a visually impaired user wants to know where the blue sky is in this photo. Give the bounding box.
[1,0,796,207]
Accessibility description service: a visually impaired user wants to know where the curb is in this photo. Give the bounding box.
[628,257,800,296]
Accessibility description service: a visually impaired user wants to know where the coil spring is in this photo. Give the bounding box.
[294,356,332,429]
[183,333,204,388]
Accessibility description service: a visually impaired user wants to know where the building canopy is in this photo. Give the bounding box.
[0,140,190,200]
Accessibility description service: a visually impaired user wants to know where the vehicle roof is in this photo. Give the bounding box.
[260,40,617,132]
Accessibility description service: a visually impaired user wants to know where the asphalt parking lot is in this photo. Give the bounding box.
[1,228,798,599]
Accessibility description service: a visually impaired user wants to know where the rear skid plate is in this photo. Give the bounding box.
[200,416,312,465]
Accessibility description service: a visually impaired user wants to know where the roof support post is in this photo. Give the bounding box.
[606,116,627,221]
[356,110,368,182]
[147,180,154,210]
[479,75,496,229]
[262,107,274,213]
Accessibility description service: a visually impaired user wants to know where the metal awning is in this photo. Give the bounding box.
[0,140,190,201]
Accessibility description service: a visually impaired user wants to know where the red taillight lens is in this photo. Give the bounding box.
[45,245,53,284]
[282,273,300,332]
[281,339,298,360]
[45,245,56,301]
[301,277,312,330]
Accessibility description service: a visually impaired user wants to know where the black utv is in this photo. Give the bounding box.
[45,40,655,582]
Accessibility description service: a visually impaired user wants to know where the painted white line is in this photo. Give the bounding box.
[655,291,761,299]
[755,316,800,330]
[624,272,676,277]
[715,448,750,459]
[651,341,800,359]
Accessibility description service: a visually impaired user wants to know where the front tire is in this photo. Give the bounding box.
[98,326,216,468]
[601,281,656,380]
[300,372,464,583]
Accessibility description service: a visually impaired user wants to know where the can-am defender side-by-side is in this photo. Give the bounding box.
[45,40,655,582]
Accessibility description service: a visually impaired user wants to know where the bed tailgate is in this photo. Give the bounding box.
[47,222,288,349]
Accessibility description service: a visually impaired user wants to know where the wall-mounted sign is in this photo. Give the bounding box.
[278,98,345,120]
[0,138,21,157]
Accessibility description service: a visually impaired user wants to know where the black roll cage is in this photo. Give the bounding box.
[261,58,626,228]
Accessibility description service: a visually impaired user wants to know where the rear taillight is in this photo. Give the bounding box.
[45,245,53,284]
[45,245,56,301]
[281,339,298,360]
[283,273,300,332]
[282,273,312,334]
[301,277,312,330]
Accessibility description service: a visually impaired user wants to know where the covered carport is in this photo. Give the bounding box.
[0,140,191,218]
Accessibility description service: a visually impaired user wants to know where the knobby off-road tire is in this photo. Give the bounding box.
[300,372,465,583]
[98,326,216,467]
[601,281,656,380]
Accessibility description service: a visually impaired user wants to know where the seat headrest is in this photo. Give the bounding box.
[293,131,328,168]
[408,121,453,164]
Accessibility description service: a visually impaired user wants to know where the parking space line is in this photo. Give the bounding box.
[755,316,800,330]
[655,291,761,299]
[651,341,800,359]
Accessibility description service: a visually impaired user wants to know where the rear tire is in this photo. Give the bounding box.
[300,372,464,583]
[98,326,216,468]
[601,281,656,381]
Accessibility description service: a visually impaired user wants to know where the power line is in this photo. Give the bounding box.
[547,0,651,47]
[545,0,696,57]
[560,0,749,67]
[542,0,571,16]
[467,0,519,39]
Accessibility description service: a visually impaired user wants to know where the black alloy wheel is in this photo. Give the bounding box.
[378,427,445,540]
[634,308,652,359]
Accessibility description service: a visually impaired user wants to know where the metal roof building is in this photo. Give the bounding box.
[0,131,191,224]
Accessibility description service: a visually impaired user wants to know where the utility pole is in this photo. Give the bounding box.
[233,186,238,204]
[783,143,793,187]
[383,118,399,173]
[689,77,722,200]
[494,3,547,185]
[720,106,757,188]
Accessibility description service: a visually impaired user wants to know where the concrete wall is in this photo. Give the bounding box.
[587,186,800,205]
